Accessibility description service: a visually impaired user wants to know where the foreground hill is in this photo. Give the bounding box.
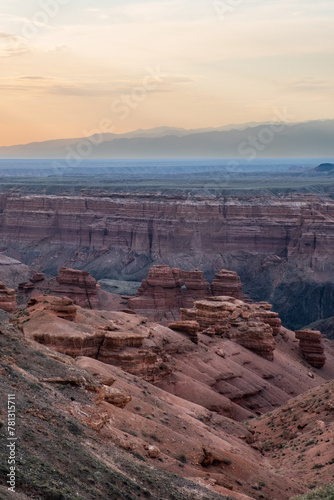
[0,310,237,500]
[250,380,334,492]
[0,292,333,498]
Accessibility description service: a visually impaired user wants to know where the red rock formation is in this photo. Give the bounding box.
[95,386,132,408]
[128,266,247,321]
[17,295,334,422]
[295,329,326,368]
[250,302,282,336]
[211,270,250,302]
[180,269,211,307]
[53,267,99,309]
[18,281,35,292]
[181,298,231,336]
[31,273,45,283]
[230,319,276,361]
[18,298,171,383]
[3,192,332,269]
[0,281,17,313]
[127,265,184,321]
[168,320,200,343]
[19,273,44,293]
[181,296,276,360]
[28,296,77,321]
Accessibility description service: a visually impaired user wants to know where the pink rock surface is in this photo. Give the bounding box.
[128,265,248,321]
[0,281,17,313]
[53,267,99,309]
[295,329,326,368]
[181,296,276,360]
[17,296,334,419]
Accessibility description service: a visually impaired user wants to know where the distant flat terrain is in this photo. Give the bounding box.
[0,158,334,196]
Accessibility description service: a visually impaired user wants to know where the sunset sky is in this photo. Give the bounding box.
[0,0,333,146]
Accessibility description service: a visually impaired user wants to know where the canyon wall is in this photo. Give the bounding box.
[1,192,334,328]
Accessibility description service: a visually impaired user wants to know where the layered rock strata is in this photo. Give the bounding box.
[3,192,334,329]
[295,329,326,368]
[127,266,183,321]
[229,319,276,361]
[128,265,246,321]
[19,274,45,293]
[0,281,17,313]
[16,295,334,420]
[249,302,282,336]
[168,320,200,343]
[18,297,171,383]
[180,296,276,360]
[28,296,77,321]
[53,267,99,309]
[211,270,250,302]
[18,281,35,292]
[180,269,211,306]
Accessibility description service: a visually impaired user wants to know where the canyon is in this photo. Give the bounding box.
[17,290,334,420]
[1,191,334,329]
[1,208,334,498]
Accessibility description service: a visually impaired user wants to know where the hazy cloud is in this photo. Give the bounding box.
[288,77,333,92]
[0,31,29,57]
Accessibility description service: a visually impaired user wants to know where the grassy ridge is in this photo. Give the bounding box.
[292,484,334,500]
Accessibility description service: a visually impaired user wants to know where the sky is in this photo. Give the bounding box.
[0,0,333,146]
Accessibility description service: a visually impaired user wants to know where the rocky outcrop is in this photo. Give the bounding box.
[128,265,246,321]
[0,281,17,313]
[127,265,183,321]
[249,302,282,336]
[127,265,211,321]
[211,270,250,302]
[168,320,200,343]
[295,329,326,368]
[16,295,334,422]
[181,296,276,360]
[180,269,211,306]
[31,273,45,283]
[18,297,171,383]
[53,268,99,309]
[19,274,45,293]
[3,303,334,500]
[95,386,132,408]
[28,296,77,321]
[230,319,276,361]
[181,298,231,336]
[18,281,35,292]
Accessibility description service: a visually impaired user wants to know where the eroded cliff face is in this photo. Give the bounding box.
[1,192,334,328]
[16,295,334,421]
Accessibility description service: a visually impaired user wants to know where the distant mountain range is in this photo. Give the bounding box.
[0,120,333,159]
